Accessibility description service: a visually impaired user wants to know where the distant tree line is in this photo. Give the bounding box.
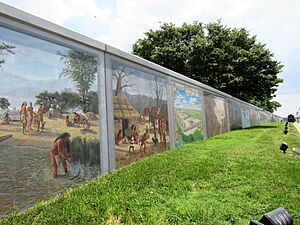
[35,89,98,114]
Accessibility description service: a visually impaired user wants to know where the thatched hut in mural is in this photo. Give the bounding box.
[114,96,140,136]
[85,112,97,121]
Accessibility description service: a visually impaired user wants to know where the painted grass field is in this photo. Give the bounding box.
[1,122,300,224]
[0,115,99,148]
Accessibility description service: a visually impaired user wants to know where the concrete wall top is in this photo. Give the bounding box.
[0,2,274,114]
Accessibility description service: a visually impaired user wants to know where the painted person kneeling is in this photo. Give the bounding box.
[50,132,71,178]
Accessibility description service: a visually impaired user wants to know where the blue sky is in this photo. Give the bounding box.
[1,0,300,116]
[173,83,202,110]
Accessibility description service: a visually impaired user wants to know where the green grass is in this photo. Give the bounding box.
[2,122,300,224]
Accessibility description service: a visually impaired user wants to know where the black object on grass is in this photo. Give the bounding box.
[250,207,293,225]
[288,114,296,123]
[259,207,293,225]
[280,142,288,153]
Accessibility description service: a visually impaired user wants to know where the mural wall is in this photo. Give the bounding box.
[112,61,169,168]
[204,92,229,137]
[0,17,281,219]
[228,100,242,130]
[241,107,251,128]
[171,82,204,147]
[0,26,101,217]
[250,110,258,126]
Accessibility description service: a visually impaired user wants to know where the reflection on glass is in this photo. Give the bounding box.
[228,100,242,130]
[204,92,228,137]
[241,108,251,128]
[250,110,258,126]
[0,26,100,218]
[171,82,204,147]
[112,62,169,168]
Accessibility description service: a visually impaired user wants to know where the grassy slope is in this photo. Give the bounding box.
[2,123,300,225]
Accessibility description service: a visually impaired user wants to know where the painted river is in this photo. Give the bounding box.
[0,144,101,218]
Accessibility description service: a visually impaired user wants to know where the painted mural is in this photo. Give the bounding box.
[171,82,204,147]
[112,62,169,168]
[228,100,242,130]
[204,92,228,138]
[250,110,258,126]
[0,26,100,218]
[241,108,251,128]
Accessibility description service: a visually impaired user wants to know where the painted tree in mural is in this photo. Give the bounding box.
[132,21,283,112]
[58,50,97,112]
[113,63,134,96]
[151,76,164,108]
[35,91,58,111]
[0,42,14,68]
[0,97,10,109]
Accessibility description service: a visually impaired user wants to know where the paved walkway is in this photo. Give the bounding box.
[294,122,300,133]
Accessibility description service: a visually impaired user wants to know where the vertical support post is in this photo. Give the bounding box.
[97,52,109,175]
[225,98,231,132]
[104,53,116,171]
[200,90,208,140]
[166,78,175,149]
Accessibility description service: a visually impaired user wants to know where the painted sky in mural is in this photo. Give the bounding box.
[0,26,97,108]
[173,83,202,110]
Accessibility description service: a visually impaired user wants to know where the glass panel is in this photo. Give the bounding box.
[0,26,100,218]
[228,100,242,130]
[250,109,258,126]
[241,107,251,128]
[204,92,229,138]
[171,82,204,147]
[112,61,169,168]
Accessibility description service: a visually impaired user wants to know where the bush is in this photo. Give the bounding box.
[69,136,100,164]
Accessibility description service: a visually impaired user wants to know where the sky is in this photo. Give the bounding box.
[173,83,202,110]
[1,0,300,117]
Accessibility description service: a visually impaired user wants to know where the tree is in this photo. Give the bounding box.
[112,63,134,96]
[132,21,283,112]
[58,89,81,112]
[77,91,99,114]
[151,76,164,108]
[58,50,97,113]
[0,42,15,67]
[35,90,82,112]
[35,91,59,111]
[0,97,10,109]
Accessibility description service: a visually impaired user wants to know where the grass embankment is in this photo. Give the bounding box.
[2,123,300,224]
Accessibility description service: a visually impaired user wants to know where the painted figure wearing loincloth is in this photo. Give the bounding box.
[19,101,27,134]
[37,104,46,132]
[50,132,71,178]
[27,102,34,130]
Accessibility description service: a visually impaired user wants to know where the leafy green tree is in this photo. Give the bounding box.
[35,90,82,112]
[0,97,10,109]
[58,50,97,113]
[35,91,59,111]
[132,22,283,112]
[85,91,99,114]
[58,89,81,112]
[0,42,15,67]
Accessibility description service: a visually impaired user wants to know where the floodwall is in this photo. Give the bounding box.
[0,3,281,218]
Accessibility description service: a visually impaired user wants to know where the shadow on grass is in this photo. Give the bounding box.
[244,124,278,130]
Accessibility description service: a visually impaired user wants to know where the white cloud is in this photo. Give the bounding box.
[2,0,112,25]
